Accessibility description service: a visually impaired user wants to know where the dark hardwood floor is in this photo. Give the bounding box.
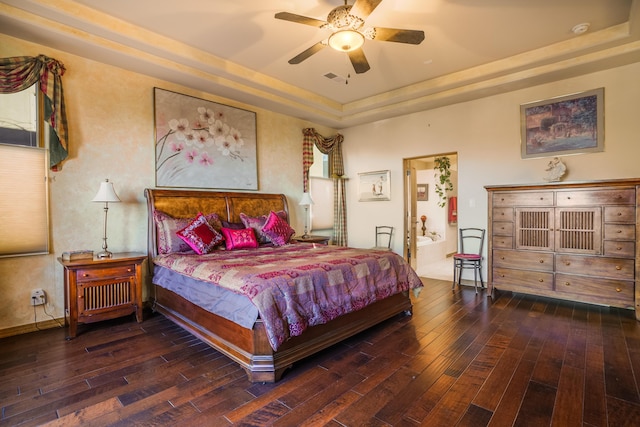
[2,278,640,426]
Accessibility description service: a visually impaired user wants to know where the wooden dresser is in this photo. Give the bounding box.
[486,179,640,320]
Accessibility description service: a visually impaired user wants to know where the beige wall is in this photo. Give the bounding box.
[2,31,639,332]
[0,34,336,333]
[343,62,640,282]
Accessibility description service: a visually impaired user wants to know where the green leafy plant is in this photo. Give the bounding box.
[434,156,454,208]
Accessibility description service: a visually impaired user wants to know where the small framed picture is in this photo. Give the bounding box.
[416,183,428,201]
[520,88,604,159]
[358,170,391,201]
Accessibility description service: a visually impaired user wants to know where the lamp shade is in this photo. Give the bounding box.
[92,179,121,203]
[299,192,314,206]
[328,30,365,52]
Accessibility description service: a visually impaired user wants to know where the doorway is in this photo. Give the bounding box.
[403,153,458,280]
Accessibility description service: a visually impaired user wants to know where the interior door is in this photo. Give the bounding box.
[404,159,417,268]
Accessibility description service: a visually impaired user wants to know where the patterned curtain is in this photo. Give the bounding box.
[0,55,69,170]
[302,128,348,246]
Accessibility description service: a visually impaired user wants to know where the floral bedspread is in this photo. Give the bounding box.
[153,243,423,350]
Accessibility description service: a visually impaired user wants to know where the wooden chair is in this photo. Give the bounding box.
[373,226,393,250]
[452,228,485,293]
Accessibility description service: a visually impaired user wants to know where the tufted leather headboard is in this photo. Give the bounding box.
[144,188,289,258]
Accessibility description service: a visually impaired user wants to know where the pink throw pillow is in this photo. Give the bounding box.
[176,213,224,255]
[261,211,295,246]
[221,227,259,250]
[240,211,288,244]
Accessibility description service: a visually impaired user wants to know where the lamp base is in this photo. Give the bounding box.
[96,250,113,259]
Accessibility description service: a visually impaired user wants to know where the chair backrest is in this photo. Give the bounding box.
[458,228,485,255]
[375,226,393,249]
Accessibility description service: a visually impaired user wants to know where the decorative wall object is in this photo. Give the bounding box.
[521,88,604,159]
[416,183,428,201]
[154,88,257,190]
[358,170,390,201]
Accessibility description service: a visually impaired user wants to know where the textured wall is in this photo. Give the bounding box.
[0,34,335,332]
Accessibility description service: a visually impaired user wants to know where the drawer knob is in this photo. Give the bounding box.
[564,282,570,286]
[127,268,132,272]
[501,256,505,260]
[565,261,570,266]
[618,212,623,216]
[82,273,89,278]
[617,246,622,251]
[539,259,544,263]
[539,279,544,282]
[617,230,622,233]
[616,287,622,293]
[616,265,622,270]
[500,274,505,277]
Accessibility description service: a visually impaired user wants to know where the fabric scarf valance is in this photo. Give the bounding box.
[0,55,69,170]
[302,128,347,246]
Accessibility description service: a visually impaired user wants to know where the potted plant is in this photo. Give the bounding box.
[434,156,453,208]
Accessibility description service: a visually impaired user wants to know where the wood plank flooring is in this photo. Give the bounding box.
[2,278,640,426]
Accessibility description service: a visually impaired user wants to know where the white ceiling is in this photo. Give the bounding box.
[1,0,638,128]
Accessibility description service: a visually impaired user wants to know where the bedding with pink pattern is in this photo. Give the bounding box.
[153,243,423,350]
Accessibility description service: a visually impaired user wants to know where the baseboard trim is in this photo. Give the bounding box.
[0,318,65,339]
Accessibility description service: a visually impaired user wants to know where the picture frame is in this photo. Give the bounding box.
[358,170,391,201]
[416,183,428,201]
[154,87,258,190]
[520,88,604,159]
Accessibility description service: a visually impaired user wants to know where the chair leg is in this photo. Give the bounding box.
[452,261,457,290]
[473,266,478,294]
[479,263,485,288]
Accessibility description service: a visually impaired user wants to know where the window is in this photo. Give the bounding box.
[309,146,334,231]
[0,85,50,257]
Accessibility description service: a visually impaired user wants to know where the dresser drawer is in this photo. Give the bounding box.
[604,224,635,240]
[76,265,136,281]
[604,206,636,223]
[603,241,636,258]
[493,267,554,291]
[556,188,635,206]
[493,221,513,236]
[493,249,554,271]
[493,191,553,207]
[492,236,513,249]
[493,208,514,222]
[555,254,634,280]
[555,274,634,308]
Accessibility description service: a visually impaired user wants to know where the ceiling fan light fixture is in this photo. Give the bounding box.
[328,30,365,52]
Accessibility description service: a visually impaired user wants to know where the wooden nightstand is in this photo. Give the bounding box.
[58,252,146,339]
[292,235,330,245]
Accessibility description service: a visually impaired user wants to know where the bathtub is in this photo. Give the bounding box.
[415,236,448,277]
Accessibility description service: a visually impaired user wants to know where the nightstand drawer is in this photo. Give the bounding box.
[77,265,136,281]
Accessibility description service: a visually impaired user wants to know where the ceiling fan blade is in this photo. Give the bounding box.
[350,0,383,20]
[275,12,327,28]
[288,41,327,64]
[348,48,371,74]
[373,27,425,44]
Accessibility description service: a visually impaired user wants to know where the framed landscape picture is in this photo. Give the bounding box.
[154,88,258,190]
[520,88,604,159]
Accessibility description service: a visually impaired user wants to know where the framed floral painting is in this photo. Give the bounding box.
[154,88,258,190]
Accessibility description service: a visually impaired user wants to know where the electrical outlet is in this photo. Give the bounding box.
[30,288,45,306]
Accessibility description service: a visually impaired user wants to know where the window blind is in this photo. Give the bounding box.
[0,144,49,256]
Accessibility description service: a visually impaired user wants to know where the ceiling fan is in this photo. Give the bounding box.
[275,0,425,74]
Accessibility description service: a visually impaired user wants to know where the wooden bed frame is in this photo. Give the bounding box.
[145,188,413,382]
